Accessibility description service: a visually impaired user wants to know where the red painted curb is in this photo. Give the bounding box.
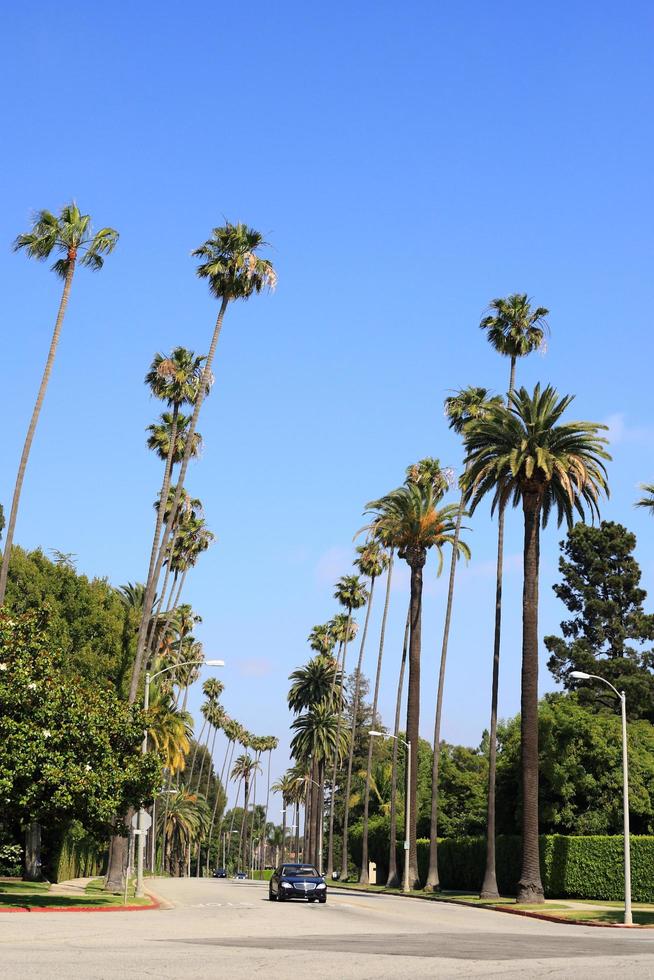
[0,897,160,914]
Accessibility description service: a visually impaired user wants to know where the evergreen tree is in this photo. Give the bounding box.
[545,521,654,720]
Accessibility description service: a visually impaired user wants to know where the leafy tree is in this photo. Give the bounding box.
[496,695,654,836]
[0,610,159,872]
[464,384,610,903]
[545,521,654,720]
[6,547,129,692]
[0,204,118,605]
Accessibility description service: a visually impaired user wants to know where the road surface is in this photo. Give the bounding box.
[2,876,654,978]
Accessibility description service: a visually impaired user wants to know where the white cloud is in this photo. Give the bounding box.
[237,657,274,678]
[604,413,654,447]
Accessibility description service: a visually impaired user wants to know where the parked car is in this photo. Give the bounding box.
[213,868,227,878]
[268,863,327,904]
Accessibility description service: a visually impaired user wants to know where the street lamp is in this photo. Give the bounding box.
[136,658,225,897]
[370,730,411,893]
[570,671,632,925]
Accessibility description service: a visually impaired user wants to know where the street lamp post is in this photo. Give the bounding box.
[136,657,224,897]
[570,671,632,925]
[370,731,411,893]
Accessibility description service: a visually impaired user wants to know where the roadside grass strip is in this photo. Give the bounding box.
[0,877,154,912]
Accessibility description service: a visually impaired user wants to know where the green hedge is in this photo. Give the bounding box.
[349,823,654,901]
[53,824,107,883]
[251,869,273,881]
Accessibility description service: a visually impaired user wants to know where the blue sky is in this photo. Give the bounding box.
[2,2,653,803]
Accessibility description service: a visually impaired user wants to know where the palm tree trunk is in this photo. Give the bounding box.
[406,554,425,888]
[238,775,250,870]
[295,802,301,861]
[143,408,179,655]
[387,606,410,887]
[517,490,544,904]
[316,761,325,872]
[481,356,517,898]
[129,296,229,704]
[326,617,352,875]
[280,803,287,866]
[341,577,376,878]
[186,718,208,788]
[425,492,465,890]
[360,554,393,883]
[0,260,76,606]
[206,737,235,873]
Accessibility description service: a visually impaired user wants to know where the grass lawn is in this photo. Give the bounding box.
[329,881,650,922]
[0,877,152,910]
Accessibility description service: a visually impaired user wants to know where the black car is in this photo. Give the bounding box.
[269,863,327,904]
[213,868,227,878]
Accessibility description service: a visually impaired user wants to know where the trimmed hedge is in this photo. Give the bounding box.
[53,825,106,883]
[349,823,654,901]
[251,869,273,881]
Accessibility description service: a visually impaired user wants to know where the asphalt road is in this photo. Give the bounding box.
[2,877,654,979]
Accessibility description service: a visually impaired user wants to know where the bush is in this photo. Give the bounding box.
[52,824,106,883]
[251,869,273,881]
[350,827,654,901]
[0,843,22,877]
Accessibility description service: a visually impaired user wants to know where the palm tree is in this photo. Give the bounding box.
[636,484,654,514]
[288,656,341,713]
[146,411,203,463]
[130,222,276,705]
[0,204,118,605]
[362,484,470,887]
[292,702,349,869]
[360,542,394,884]
[326,574,368,876]
[159,788,210,876]
[387,607,410,887]
[145,686,193,774]
[425,390,501,891]
[478,294,549,898]
[232,754,262,870]
[341,543,389,879]
[272,772,297,865]
[308,624,336,655]
[464,384,610,902]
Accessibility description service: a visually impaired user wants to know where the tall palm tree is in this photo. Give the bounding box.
[386,607,410,887]
[292,702,349,868]
[145,685,193,774]
[464,384,610,902]
[341,543,388,879]
[362,484,470,887]
[636,484,654,514]
[146,411,203,463]
[272,772,297,865]
[159,788,210,876]
[478,294,549,898]
[130,222,276,705]
[0,204,118,605]
[425,390,500,891]
[308,623,336,655]
[360,543,394,884]
[232,754,262,869]
[326,575,368,876]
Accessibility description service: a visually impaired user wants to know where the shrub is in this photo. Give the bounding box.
[0,843,22,877]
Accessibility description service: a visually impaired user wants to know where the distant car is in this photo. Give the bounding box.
[213,868,227,878]
[234,870,247,879]
[268,863,327,904]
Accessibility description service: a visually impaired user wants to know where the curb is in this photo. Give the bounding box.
[0,895,160,914]
[330,885,647,929]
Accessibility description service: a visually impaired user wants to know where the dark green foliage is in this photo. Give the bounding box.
[0,610,160,839]
[52,823,107,882]
[545,521,654,720]
[420,835,654,902]
[496,695,654,835]
[4,547,133,693]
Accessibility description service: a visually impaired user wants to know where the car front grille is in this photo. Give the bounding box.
[292,881,316,892]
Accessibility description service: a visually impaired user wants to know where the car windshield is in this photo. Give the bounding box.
[282,865,319,877]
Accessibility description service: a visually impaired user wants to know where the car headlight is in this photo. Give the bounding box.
[316,883,326,889]
[281,882,293,888]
